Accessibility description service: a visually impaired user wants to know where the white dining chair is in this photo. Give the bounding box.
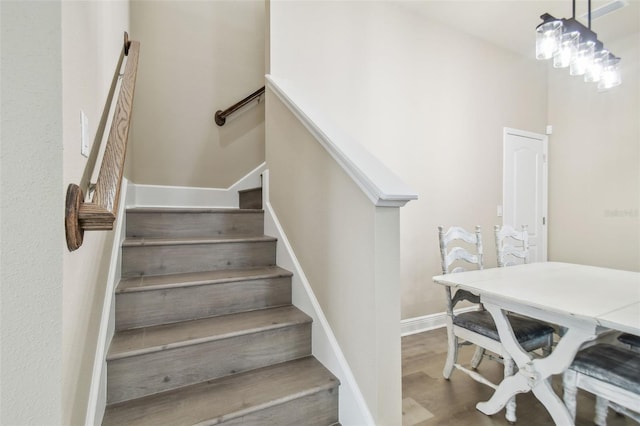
[438,225,555,424]
[494,224,529,267]
[563,343,640,426]
[494,224,560,348]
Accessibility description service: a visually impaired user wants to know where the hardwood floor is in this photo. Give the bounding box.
[401,328,635,426]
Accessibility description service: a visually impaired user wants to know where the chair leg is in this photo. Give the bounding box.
[470,346,485,369]
[594,396,609,426]
[542,334,553,357]
[562,370,578,422]
[504,356,517,424]
[543,335,554,386]
[443,318,458,379]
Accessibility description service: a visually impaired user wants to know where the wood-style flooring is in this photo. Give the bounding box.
[402,328,635,426]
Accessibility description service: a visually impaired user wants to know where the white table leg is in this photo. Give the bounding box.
[477,302,597,424]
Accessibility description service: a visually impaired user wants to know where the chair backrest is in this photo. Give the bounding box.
[438,225,484,274]
[494,224,529,267]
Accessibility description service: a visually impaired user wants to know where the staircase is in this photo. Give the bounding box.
[102,190,340,425]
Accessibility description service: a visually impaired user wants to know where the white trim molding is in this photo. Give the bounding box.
[265,75,417,208]
[131,163,266,208]
[401,306,479,337]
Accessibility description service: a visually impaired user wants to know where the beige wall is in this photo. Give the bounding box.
[270,1,548,318]
[547,32,640,271]
[1,1,63,423]
[266,90,402,425]
[129,0,266,188]
[61,2,130,425]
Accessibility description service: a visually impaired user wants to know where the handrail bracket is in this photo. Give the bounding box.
[65,184,85,251]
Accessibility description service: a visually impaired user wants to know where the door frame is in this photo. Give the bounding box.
[503,127,549,262]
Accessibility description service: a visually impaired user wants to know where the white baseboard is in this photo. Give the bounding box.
[401,306,478,337]
[85,177,131,426]
[262,169,375,426]
[130,162,266,208]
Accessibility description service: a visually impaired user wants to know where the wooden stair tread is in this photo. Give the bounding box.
[108,306,310,360]
[237,187,262,194]
[122,235,276,247]
[102,356,339,426]
[117,266,292,293]
[126,207,263,214]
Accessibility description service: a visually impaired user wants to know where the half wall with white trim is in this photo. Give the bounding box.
[265,79,416,425]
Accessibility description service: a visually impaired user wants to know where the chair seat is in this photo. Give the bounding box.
[571,344,640,394]
[618,333,640,348]
[453,310,554,343]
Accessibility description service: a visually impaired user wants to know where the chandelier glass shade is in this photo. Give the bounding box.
[535,1,621,90]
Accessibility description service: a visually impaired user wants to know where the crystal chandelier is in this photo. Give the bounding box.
[536,0,621,90]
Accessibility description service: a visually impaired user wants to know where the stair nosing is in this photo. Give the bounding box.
[107,307,311,361]
[108,322,303,361]
[237,187,262,194]
[122,235,276,247]
[116,267,293,293]
[126,207,264,214]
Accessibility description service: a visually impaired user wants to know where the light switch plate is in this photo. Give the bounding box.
[81,110,89,157]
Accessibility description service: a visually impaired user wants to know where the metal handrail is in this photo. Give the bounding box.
[214,86,265,126]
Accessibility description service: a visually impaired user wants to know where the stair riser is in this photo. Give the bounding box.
[239,188,262,210]
[126,211,264,239]
[116,277,292,330]
[216,388,339,426]
[122,241,276,278]
[107,325,311,404]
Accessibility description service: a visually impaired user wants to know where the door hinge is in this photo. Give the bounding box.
[543,217,546,225]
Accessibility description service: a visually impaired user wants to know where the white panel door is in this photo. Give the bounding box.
[503,128,548,262]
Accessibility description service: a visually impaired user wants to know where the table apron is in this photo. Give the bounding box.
[480,293,604,334]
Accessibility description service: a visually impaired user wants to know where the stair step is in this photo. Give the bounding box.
[106,306,312,404]
[239,187,262,210]
[115,267,293,330]
[121,236,277,278]
[103,356,339,426]
[126,208,264,239]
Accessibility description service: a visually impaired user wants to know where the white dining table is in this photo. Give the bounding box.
[433,262,640,425]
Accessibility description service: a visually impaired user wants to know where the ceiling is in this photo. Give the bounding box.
[399,0,640,57]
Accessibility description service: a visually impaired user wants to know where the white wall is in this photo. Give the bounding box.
[270,1,548,318]
[0,1,63,423]
[61,2,130,424]
[547,32,640,271]
[129,0,266,188]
